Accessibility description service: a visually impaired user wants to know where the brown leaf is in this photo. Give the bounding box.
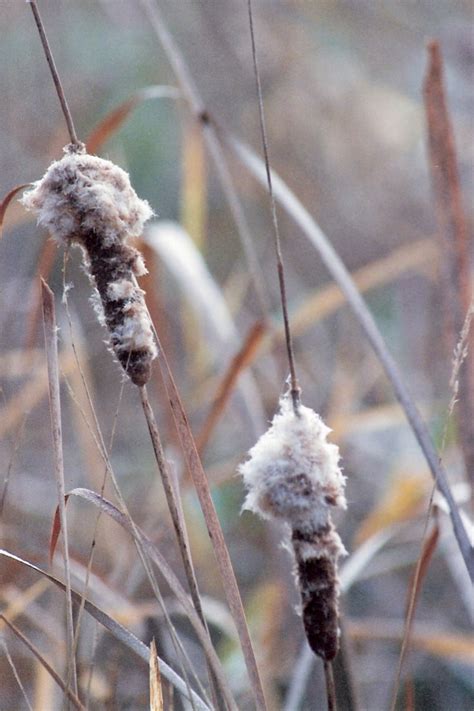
[424,39,474,484]
[405,520,440,617]
[0,183,31,238]
[196,320,266,454]
[155,347,267,710]
[49,494,70,564]
[86,86,180,154]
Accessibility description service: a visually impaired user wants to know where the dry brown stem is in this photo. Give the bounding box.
[28,1,80,147]
[246,0,300,411]
[423,40,474,484]
[196,319,266,454]
[152,341,268,710]
[138,385,228,710]
[41,279,78,700]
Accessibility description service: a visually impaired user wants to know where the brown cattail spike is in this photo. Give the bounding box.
[292,523,342,660]
[21,144,157,385]
[239,395,347,661]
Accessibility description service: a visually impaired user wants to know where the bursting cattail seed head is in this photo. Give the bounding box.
[239,395,347,660]
[21,143,157,386]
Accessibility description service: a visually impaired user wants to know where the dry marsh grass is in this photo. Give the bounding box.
[1,2,473,710]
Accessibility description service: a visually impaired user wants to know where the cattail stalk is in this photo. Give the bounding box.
[21,143,157,385]
[239,395,347,662]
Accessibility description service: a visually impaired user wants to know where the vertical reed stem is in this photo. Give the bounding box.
[324,661,337,711]
[41,280,78,701]
[246,0,301,411]
[27,1,80,146]
[138,385,224,710]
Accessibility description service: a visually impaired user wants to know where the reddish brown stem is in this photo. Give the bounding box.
[423,40,474,485]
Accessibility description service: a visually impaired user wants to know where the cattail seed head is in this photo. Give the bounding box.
[21,143,157,386]
[239,395,347,660]
[240,396,346,528]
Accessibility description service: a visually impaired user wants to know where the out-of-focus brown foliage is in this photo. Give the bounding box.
[1,2,473,709]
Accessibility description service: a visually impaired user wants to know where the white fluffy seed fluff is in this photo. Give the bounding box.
[107,279,136,301]
[240,394,347,660]
[239,395,347,534]
[21,144,153,247]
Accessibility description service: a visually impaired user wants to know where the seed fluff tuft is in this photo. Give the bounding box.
[21,143,157,386]
[239,394,347,660]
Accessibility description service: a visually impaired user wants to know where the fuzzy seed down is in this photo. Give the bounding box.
[21,143,157,386]
[239,395,347,660]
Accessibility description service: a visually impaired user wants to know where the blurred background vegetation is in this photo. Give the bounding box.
[1,1,473,709]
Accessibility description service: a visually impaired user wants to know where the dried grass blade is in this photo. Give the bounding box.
[0,350,76,439]
[0,579,49,628]
[138,386,230,710]
[47,300,213,707]
[41,279,77,696]
[196,320,266,454]
[155,346,267,710]
[25,237,57,352]
[390,520,440,711]
[290,238,438,339]
[347,618,474,664]
[0,615,85,711]
[181,118,207,248]
[220,239,437,385]
[0,183,31,238]
[49,494,70,564]
[34,660,56,711]
[150,638,164,711]
[144,222,237,348]
[143,222,265,439]
[139,0,269,319]
[0,550,211,711]
[423,40,474,483]
[354,474,428,546]
[246,0,299,408]
[1,637,34,711]
[49,487,236,711]
[405,522,440,616]
[224,132,474,582]
[86,85,180,154]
